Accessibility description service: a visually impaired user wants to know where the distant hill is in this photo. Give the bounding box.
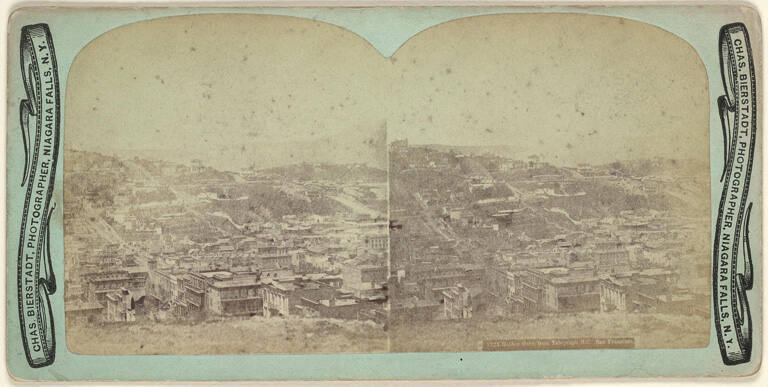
[418,143,523,158]
[87,129,388,172]
[261,163,386,183]
[599,158,709,178]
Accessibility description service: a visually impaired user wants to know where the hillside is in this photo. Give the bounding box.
[67,316,387,355]
[262,163,386,183]
[389,312,709,352]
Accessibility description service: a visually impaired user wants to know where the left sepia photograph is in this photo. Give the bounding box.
[62,14,390,354]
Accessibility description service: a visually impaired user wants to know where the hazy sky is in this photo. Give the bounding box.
[387,14,710,166]
[65,14,388,171]
[65,13,709,169]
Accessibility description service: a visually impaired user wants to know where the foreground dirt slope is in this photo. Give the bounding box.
[67,316,388,355]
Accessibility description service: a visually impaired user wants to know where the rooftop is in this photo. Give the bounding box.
[197,271,233,279]
[210,277,258,288]
[66,300,104,312]
[272,282,297,292]
[320,299,358,307]
[551,275,600,285]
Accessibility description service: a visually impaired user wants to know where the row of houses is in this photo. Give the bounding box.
[68,261,389,324]
[484,265,705,316]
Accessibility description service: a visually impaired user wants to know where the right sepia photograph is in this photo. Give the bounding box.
[386,14,711,352]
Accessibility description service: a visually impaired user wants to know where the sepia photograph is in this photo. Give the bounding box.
[386,14,712,352]
[63,14,390,354]
[61,12,711,355]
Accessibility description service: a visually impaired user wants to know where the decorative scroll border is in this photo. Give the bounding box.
[16,23,61,368]
[712,22,757,366]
